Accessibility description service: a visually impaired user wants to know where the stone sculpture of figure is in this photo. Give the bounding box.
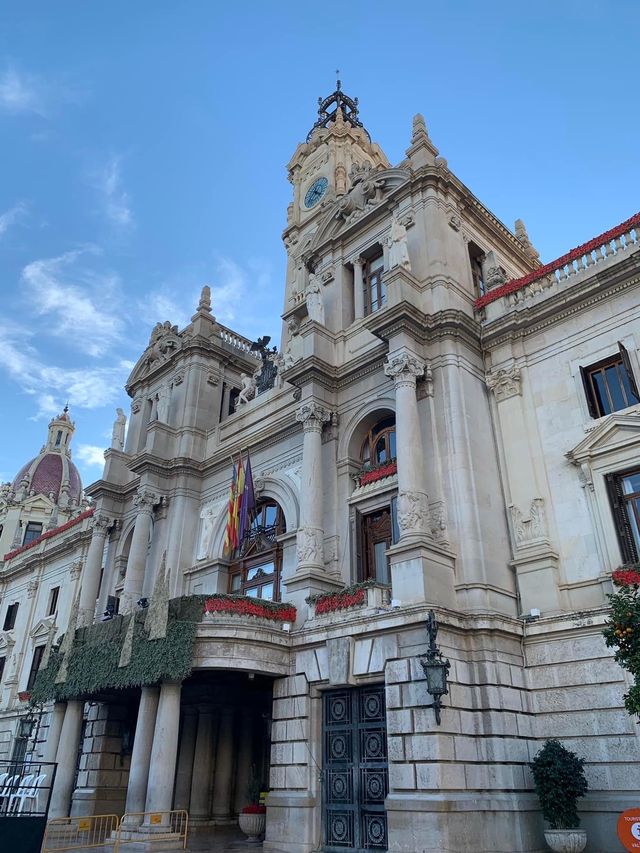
[305,274,325,325]
[237,373,257,406]
[155,385,170,423]
[111,408,127,450]
[283,317,303,368]
[197,504,217,560]
[387,215,411,271]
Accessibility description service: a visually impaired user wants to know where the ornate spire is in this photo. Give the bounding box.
[307,76,369,142]
[514,219,541,263]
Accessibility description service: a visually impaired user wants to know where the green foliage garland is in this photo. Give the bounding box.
[529,739,588,829]
[603,567,640,718]
[31,595,206,704]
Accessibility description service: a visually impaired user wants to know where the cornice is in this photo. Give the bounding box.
[363,303,482,354]
[0,528,90,580]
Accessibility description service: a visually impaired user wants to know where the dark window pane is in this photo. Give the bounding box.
[605,364,627,411]
[375,437,387,464]
[374,542,389,584]
[230,574,242,592]
[625,501,640,554]
[389,430,396,460]
[592,372,610,415]
[623,474,640,496]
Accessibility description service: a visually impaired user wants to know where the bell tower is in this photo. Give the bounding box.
[282,78,390,330]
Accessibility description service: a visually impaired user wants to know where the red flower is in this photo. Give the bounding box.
[315,587,366,615]
[241,804,266,814]
[17,691,31,702]
[612,569,640,587]
[203,596,296,623]
[359,461,397,486]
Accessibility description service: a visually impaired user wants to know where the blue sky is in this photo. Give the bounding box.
[0,0,638,490]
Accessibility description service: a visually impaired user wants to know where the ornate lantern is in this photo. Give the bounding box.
[419,610,451,725]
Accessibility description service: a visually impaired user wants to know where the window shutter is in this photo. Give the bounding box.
[580,365,599,419]
[618,342,640,402]
[605,472,638,564]
[350,507,363,582]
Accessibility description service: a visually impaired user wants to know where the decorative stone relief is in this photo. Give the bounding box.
[173,373,184,386]
[143,321,181,374]
[283,318,303,369]
[296,402,332,430]
[197,500,224,560]
[206,371,220,386]
[510,498,547,545]
[428,500,448,542]
[485,364,522,402]
[111,408,126,451]
[448,213,461,231]
[319,265,335,286]
[400,210,415,230]
[27,580,39,599]
[134,487,161,514]
[335,162,386,226]
[91,512,113,537]
[155,384,171,423]
[131,398,142,414]
[69,559,83,580]
[305,273,325,325]
[384,352,425,385]
[416,364,434,399]
[296,527,324,564]
[397,490,430,536]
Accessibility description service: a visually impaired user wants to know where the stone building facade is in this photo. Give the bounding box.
[1,83,639,852]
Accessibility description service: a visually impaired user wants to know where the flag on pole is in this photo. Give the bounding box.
[233,454,245,548]
[238,451,256,543]
[223,459,239,558]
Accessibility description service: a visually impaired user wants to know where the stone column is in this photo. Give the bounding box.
[122,686,159,823]
[173,707,198,812]
[189,707,216,822]
[353,258,365,320]
[78,513,112,627]
[42,701,66,764]
[122,487,160,613]
[49,699,84,818]
[384,352,431,542]
[233,708,254,814]
[211,708,234,821]
[144,681,182,820]
[295,402,331,573]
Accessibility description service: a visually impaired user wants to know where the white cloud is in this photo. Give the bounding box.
[93,155,134,230]
[0,68,44,115]
[21,248,127,357]
[0,202,28,238]
[0,320,130,419]
[76,444,106,467]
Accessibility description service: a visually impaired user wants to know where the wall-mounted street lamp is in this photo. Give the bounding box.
[419,610,451,725]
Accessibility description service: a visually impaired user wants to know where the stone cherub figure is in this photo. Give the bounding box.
[111,408,127,450]
[237,373,257,406]
[387,214,411,271]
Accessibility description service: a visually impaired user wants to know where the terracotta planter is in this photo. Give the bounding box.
[544,829,587,853]
[238,811,266,842]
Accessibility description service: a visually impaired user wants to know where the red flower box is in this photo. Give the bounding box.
[241,804,266,814]
[315,587,366,615]
[203,596,296,623]
[17,691,31,702]
[612,568,640,587]
[358,461,397,486]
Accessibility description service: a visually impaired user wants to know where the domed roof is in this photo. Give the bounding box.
[10,407,83,504]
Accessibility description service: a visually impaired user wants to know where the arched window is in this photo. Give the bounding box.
[361,416,396,470]
[229,500,286,600]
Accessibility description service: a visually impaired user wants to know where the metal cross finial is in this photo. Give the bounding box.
[336,69,341,90]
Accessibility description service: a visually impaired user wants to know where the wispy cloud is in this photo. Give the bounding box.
[0,319,131,419]
[21,247,126,357]
[76,444,106,467]
[93,155,134,230]
[0,68,45,115]
[0,202,28,238]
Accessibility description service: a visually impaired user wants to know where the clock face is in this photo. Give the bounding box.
[304,176,328,209]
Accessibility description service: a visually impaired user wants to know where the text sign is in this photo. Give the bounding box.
[77,818,92,832]
[618,809,640,850]
[150,813,162,825]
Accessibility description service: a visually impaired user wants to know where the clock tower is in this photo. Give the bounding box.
[282,79,390,330]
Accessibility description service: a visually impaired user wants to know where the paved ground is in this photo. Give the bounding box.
[186,825,263,851]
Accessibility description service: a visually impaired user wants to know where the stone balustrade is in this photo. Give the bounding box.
[217,324,262,357]
[477,213,640,318]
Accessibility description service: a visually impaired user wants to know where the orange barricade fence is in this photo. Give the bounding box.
[41,814,121,852]
[116,810,189,851]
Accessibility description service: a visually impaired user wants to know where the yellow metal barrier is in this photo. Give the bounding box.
[116,810,188,850]
[41,814,121,852]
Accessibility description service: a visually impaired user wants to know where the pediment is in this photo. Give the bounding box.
[22,494,56,512]
[308,167,411,255]
[30,616,56,640]
[567,411,640,464]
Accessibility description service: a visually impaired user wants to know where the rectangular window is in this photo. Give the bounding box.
[363,254,385,315]
[468,241,486,297]
[26,645,46,691]
[23,521,43,546]
[47,586,60,617]
[606,468,640,564]
[581,343,640,418]
[229,557,279,600]
[3,602,19,631]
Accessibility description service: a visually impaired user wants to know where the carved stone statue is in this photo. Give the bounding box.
[197,504,217,560]
[155,385,170,423]
[336,162,386,225]
[284,317,303,368]
[305,274,325,325]
[387,215,411,271]
[237,373,257,406]
[111,408,127,450]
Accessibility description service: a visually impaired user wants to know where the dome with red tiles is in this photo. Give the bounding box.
[10,407,83,504]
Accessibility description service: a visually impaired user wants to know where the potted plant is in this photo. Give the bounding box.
[238,765,266,843]
[529,739,589,853]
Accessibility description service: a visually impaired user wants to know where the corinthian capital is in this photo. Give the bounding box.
[296,402,332,432]
[384,352,425,385]
[134,487,161,513]
[90,512,113,536]
[485,364,522,402]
